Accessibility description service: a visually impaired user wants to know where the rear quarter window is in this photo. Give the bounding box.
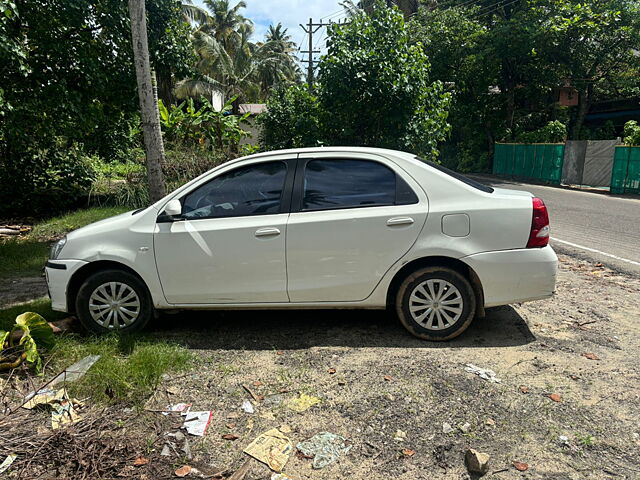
[417,157,494,194]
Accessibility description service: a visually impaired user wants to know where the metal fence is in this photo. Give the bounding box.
[493,143,565,184]
[611,146,640,194]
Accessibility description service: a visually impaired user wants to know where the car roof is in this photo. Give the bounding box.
[241,146,416,162]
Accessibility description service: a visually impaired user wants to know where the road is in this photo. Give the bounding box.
[473,176,640,274]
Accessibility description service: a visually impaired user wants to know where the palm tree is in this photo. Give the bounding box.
[177,2,299,108]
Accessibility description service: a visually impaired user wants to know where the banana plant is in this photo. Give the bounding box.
[0,312,55,374]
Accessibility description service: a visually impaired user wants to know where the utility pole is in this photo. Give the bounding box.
[299,18,348,91]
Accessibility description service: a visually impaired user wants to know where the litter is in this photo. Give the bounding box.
[22,388,82,429]
[162,403,192,416]
[182,411,213,436]
[24,355,100,401]
[241,400,255,414]
[0,454,17,474]
[243,428,293,472]
[464,363,501,383]
[285,393,321,413]
[271,474,295,480]
[296,432,352,469]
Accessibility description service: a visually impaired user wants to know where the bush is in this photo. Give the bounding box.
[0,140,97,217]
[515,120,567,144]
[623,120,640,146]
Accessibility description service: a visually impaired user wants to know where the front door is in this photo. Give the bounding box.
[286,153,428,302]
[154,158,293,304]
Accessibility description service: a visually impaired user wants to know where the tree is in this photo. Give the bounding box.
[129,0,166,201]
[318,1,451,158]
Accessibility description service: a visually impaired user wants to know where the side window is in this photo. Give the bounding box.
[182,161,288,219]
[302,159,418,211]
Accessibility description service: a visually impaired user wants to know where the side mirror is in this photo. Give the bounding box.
[164,199,182,217]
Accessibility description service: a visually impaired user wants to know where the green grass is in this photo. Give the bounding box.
[1,299,194,406]
[0,206,129,279]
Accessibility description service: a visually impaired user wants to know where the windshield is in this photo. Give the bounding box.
[416,157,494,194]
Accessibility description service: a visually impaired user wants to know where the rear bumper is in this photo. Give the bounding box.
[44,259,88,312]
[462,245,557,307]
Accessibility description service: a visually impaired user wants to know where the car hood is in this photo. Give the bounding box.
[66,207,153,241]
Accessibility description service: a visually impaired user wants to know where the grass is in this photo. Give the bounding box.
[1,298,194,406]
[0,206,129,279]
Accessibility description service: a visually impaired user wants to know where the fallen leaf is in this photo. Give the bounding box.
[384,375,394,382]
[175,465,192,477]
[513,461,529,471]
[276,351,284,355]
[549,393,562,403]
[133,457,149,466]
[582,352,599,360]
[569,374,579,380]
[252,381,264,387]
[595,263,604,267]
[328,368,337,374]
[226,423,236,429]
[401,448,416,457]
[166,386,180,395]
[485,418,495,426]
[222,433,239,441]
[519,385,529,394]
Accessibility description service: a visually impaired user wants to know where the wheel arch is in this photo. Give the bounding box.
[66,260,150,314]
[386,256,485,317]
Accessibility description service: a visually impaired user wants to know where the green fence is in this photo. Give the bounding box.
[611,146,640,194]
[493,143,565,184]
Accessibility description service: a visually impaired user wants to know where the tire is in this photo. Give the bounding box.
[75,269,152,334]
[395,266,476,341]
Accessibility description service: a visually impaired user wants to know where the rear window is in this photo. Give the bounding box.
[417,157,494,193]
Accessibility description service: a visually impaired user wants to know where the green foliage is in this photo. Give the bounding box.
[0,312,55,374]
[159,96,250,152]
[258,85,322,149]
[319,2,451,158]
[623,120,640,146]
[516,120,567,143]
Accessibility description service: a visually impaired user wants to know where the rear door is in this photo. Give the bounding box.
[286,152,428,302]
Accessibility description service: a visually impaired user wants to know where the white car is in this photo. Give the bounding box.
[45,147,557,340]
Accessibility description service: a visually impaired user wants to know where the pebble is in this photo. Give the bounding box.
[465,448,490,474]
[442,422,454,434]
[459,422,471,433]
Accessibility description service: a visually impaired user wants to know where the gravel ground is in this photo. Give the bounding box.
[141,253,640,480]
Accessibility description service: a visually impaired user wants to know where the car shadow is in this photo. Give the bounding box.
[149,305,535,350]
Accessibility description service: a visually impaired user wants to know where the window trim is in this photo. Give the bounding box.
[161,159,296,222]
[291,157,418,213]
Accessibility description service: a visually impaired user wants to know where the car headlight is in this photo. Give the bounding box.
[50,236,67,260]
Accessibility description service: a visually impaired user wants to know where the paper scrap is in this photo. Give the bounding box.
[162,403,192,416]
[464,363,501,383]
[285,393,321,413]
[241,399,255,414]
[183,411,212,436]
[0,454,17,474]
[243,428,293,472]
[22,388,81,429]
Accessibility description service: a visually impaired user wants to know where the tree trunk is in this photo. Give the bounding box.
[128,0,166,203]
[156,70,174,108]
[569,84,592,140]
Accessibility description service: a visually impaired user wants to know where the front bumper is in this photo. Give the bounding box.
[462,245,558,307]
[44,259,88,312]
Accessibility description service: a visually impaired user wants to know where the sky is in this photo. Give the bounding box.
[193,0,348,58]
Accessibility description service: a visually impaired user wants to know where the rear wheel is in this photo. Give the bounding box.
[75,269,152,334]
[395,266,476,341]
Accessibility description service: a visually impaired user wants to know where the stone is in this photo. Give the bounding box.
[442,422,454,434]
[465,448,490,475]
[459,422,471,433]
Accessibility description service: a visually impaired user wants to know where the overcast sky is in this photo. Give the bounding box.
[193,0,347,56]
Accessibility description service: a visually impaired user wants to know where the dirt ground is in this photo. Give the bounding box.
[3,252,640,479]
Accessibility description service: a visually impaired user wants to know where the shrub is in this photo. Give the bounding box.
[623,120,640,146]
[515,120,567,144]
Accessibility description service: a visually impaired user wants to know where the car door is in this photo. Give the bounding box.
[154,157,294,304]
[286,152,428,303]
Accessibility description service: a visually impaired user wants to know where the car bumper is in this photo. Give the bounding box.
[44,259,88,312]
[462,245,558,307]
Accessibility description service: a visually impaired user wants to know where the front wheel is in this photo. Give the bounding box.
[75,269,152,334]
[395,267,476,341]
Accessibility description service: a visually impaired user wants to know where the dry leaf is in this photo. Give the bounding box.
[226,423,237,429]
[133,457,149,466]
[582,352,599,360]
[276,351,284,355]
[328,368,337,374]
[513,461,529,471]
[519,385,529,394]
[175,465,192,477]
[222,434,240,441]
[549,393,562,402]
[253,381,264,387]
[384,375,394,382]
[401,448,416,457]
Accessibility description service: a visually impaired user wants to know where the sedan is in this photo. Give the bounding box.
[45,147,557,340]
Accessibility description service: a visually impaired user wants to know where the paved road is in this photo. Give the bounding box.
[472,176,640,274]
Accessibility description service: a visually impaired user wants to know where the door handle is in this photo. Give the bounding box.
[387,217,414,227]
[255,227,281,237]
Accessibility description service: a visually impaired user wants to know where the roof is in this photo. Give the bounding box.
[239,104,267,115]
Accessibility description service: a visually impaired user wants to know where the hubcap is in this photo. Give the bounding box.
[88,282,140,329]
[408,279,463,330]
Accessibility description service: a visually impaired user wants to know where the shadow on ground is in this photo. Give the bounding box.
[149,305,535,350]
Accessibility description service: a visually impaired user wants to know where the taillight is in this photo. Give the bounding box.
[527,197,549,248]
